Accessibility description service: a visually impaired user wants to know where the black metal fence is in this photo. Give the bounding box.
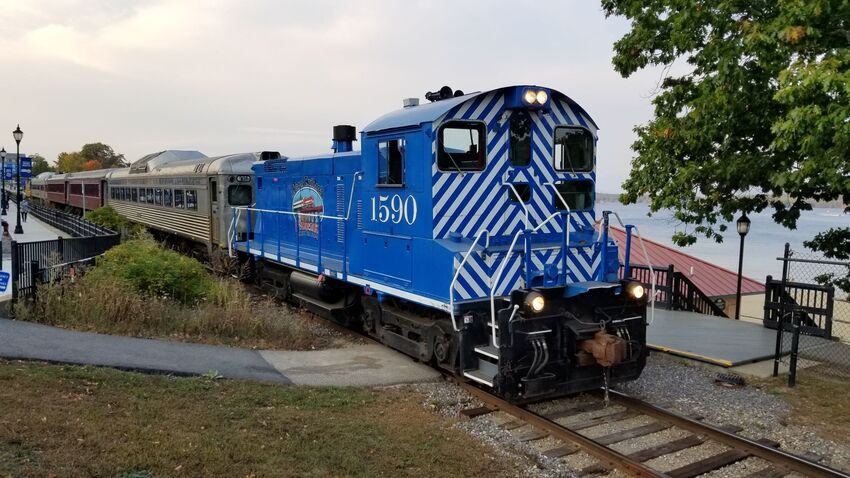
[11,234,120,299]
[621,263,728,317]
[24,201,114,237]
[6,203,121,300]
[770,243,850,385]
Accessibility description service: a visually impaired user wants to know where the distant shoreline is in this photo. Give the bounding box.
[596,193,847,210]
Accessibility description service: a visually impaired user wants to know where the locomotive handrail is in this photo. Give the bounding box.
[489,212,563,347]
[610,211,657,325]
[227,173,363,279]
[502,182,530,229]
[449,229,491,332]
[545,183,573,285]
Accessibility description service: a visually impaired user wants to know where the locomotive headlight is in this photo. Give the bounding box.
[535,90,548,105]
[626,282,645,300]
[523,89,538,105]
[525,291,545,313]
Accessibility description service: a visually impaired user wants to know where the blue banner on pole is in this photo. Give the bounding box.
[20,157,32,178]
[0,271,9,292]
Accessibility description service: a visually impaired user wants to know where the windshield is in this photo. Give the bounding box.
[228,185,252,206]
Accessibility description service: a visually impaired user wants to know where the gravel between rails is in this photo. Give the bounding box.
[397,352,850,477]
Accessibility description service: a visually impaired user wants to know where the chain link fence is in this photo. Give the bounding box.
[769,243,850,384]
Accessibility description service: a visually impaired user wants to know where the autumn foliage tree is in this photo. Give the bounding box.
[56,143,127,173]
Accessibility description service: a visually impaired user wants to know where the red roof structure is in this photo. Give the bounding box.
[609,227,764,298]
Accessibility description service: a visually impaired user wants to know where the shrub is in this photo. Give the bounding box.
[14,274,331,350]
[85,206,142,236]
[88,238,213,305]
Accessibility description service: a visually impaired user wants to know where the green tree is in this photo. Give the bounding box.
[80,142,127,169]
[30,154,54,176]
[602,0,849,288]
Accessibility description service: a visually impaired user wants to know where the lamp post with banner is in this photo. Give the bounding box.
[0,147,6,216]
[13,125,23,234]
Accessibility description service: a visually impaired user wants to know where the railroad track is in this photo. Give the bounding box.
[455,380,850,478]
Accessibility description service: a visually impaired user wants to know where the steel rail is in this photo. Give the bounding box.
[607,390,850,478]
[455,380,668,478]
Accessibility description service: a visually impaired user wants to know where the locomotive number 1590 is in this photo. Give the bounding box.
[371,194,417,225]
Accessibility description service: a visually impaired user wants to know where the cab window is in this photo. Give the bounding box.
[378,139,404,186]
[438,121,486,172]
[553,127,594,173]
[228,185,252,206]
[553,180,593,211]
[510,110,532,166]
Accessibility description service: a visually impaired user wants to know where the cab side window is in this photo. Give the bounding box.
[378,139,404,186]
[438,121,486,172]
[553,127,594,173]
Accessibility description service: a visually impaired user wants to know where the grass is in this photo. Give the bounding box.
[0,361,517,478]
[13,238,337,350]
[758,367,850,442]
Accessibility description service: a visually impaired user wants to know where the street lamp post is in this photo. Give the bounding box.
[734,213,751,320]
[0,147,6,216]
[13,125,23,235]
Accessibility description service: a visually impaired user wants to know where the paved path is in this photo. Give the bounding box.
[0,318,441,386]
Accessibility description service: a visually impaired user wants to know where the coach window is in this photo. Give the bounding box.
[211,180,218,203]
[228,185,251,206]
[553,127,594,173]
[145,188,153,204]
[377,139,404,186]
[186,190,197,210]
[510,110,532,166]
[164,189,172,207]
[438,121,486,172]
[174,189,185,208]
[552,180,594,211]
[154,188,162,205]
[131,188,138,202]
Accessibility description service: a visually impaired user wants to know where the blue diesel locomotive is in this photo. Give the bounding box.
[232,85,650,401]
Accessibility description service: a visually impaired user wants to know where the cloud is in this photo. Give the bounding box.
[0,0,663,192]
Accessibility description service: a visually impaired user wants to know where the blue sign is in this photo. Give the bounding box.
[0,271,9,292]
[20,157,32,178]
[3,168,10,181]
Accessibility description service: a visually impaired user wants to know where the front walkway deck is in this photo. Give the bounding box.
[648,308,829,367]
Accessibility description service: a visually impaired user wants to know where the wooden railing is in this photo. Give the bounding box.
[620,263,728,318]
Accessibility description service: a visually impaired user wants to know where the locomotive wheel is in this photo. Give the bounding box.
[433,333,451,363]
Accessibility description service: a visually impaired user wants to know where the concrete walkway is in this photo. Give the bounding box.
[0,318,441,386]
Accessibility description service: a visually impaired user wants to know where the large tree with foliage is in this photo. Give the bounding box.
[602,0,849,289]
[30,154,54,176]
[56,143,127,173]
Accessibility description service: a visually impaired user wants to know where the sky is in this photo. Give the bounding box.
[0,0,668,193]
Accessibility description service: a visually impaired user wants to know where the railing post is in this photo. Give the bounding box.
[665,264,674,309]
[29,260,40,298]
[597,211,610,281]
[789,310,800,387]
[10,240,17,299]
[772,243,791,377]
[317,216,323,274]
[623,224,634,279]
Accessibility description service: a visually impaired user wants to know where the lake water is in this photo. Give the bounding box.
[597,201,850,282]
